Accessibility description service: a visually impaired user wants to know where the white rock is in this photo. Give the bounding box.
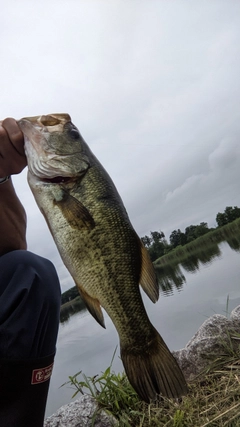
[173,305,240,381]
[44,394,116,427]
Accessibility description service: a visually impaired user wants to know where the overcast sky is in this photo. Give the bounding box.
[1,1,240,292]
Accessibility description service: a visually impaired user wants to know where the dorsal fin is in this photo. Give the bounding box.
[139,241,159,303]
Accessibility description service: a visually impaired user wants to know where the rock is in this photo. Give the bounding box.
[44,394,117,427]
[173,305,240,381]
[230,304,240,322]
[45,305,240,424]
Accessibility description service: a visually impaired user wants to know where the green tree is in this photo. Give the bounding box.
[141,230,168,261]
[216,206,240,227]
[193,222,209,238]
[169,229,186,248]
[216,212,228,227]
[148,231,166,261]
[225,206,240,223]
[184,225,197,243]
[150,231,165,243]
[195,222,209,237]
[141,235,152,248]
[185,222,209,242]
[233,206,240,219]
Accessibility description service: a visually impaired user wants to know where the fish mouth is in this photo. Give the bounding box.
[41,176,74,184]
[18,113,71,135]
[19,113,71,127]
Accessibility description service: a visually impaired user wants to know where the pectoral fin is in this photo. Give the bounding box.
[76,284,105,328]
[139,241,159,303]
[54,190,95,230]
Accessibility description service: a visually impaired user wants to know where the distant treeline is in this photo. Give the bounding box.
[61,286,79,305]
[141,206,240,262]
[61,205,240,303]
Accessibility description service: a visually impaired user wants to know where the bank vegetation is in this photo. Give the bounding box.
[64,342,240,426]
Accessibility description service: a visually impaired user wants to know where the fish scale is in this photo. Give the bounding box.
[18,113,188,403]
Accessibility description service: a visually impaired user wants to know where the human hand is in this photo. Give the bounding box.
[0,118,27,177]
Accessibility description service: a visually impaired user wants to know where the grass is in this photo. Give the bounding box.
[63,344,240,426]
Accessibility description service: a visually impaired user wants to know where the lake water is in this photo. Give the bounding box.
[45,239,240,417]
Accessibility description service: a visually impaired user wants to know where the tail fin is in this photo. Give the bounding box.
[121,329,188,403]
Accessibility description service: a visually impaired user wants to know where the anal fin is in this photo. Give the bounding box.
[139,241,159,303]
[76,284,105,328]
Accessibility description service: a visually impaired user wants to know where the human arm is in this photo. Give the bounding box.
[0,118,27,256]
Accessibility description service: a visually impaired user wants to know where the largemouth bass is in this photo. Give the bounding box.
[18,113,187,402]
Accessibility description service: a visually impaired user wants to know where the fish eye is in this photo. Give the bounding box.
[66,125,80,140]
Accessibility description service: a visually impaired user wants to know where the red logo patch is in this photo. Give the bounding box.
[31,362,54,385]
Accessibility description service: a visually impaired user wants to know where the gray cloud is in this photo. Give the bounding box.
[2,1,240,291]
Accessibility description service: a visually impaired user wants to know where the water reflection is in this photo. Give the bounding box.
[155,227,240,296]
[226,235,240,252]
[154,264,185,296]
[181,244,221,272]
[60,227,240,322]
[60,298,86,323]
[155,243,222,296]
